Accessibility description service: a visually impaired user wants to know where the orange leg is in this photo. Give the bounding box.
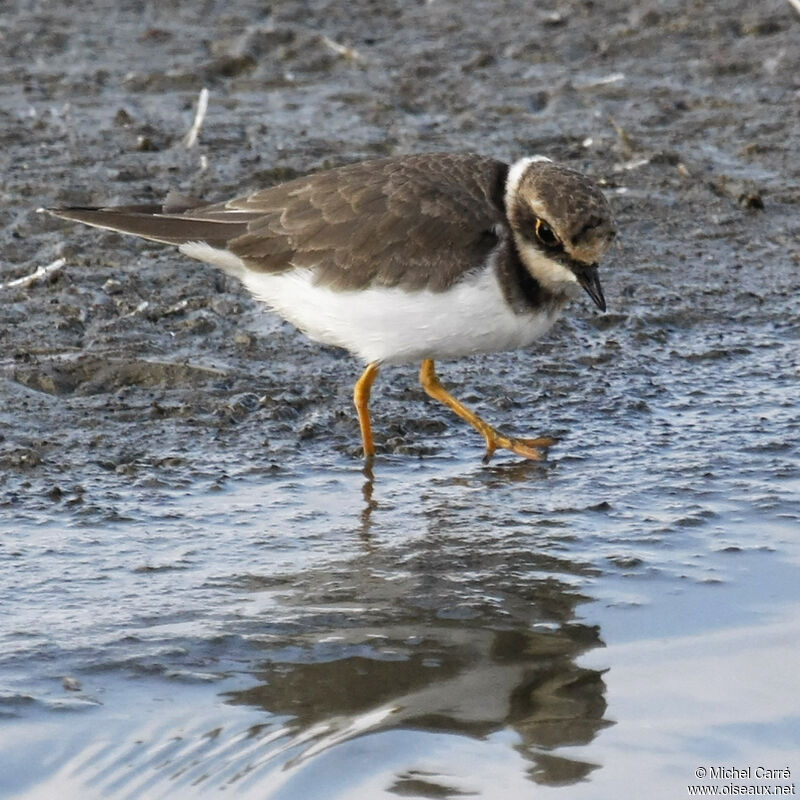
[419,359,555,462]
[354,362,380,459]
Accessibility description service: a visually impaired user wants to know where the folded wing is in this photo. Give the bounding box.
[47,153,510,293]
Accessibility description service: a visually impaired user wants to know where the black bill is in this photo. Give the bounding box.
[574,263,606,312]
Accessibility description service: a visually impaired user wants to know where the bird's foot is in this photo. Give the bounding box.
[482,431,557,463]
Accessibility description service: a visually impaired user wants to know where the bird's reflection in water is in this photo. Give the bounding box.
[359,459,378,542]
[359,448,552,542]
[228,623,607,788]
[226,472,611,790]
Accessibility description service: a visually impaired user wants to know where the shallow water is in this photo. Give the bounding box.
[2,0,800,797]
[2,328,799,798]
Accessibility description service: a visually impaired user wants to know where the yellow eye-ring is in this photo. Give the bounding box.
[535,218,561,248]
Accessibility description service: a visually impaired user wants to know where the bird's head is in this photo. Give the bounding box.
[504,156,616,311]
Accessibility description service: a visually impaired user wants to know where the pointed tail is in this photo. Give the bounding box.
[43,195,261,249]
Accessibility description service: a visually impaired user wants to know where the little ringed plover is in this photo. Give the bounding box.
[46,152,616,462]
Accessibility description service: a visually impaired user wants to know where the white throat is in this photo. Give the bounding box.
[514,240,581,299]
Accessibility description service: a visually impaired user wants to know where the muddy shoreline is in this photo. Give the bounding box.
[3,3,799,496]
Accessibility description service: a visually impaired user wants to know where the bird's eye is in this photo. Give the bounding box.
[535,218,561,249]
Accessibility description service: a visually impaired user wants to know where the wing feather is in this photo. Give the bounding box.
[47,154,510,292]
[226,153,509,291]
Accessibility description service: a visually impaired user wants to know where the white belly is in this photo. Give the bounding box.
[244,267,559,365]
[178,241,562,365]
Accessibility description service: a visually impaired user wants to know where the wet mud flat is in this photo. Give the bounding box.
[1,1,799,798]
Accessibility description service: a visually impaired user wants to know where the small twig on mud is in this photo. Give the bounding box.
[183,87,209,149]
[320,35,362,61]
[786,0,800,16]
[613,157,651,172]
[608,114,635,156]
[2,258,66,290]
[577,73,625,89]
